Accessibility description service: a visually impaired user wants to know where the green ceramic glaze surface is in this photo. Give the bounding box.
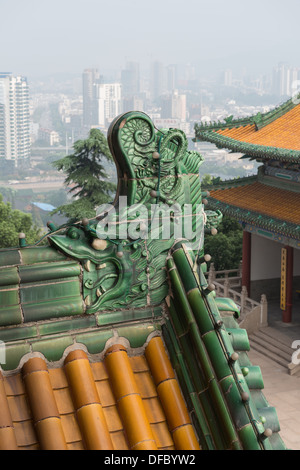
[0,112,287,450]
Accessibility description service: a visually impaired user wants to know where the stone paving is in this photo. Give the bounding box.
[247,298,300,451]
[248,349,300,450]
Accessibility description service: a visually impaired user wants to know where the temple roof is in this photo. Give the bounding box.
[195,97,300,162]
[207,179,300,240]
[0,112,288,450]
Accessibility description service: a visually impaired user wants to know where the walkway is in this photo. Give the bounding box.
[248,349,300,450]
[247,298,300,451]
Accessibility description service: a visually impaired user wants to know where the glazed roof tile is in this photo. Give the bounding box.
[0,337,199,451]
[216,104,300,151]
[195,100,300,161]
[0,111,288,451]
[209,181,300,227]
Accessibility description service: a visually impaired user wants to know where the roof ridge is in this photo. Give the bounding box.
[207,197,300,239]
[194,95,300,134]
[202,175,257,191]
[196,130,300,163]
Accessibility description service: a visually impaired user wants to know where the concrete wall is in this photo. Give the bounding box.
[251,234,282,281]
[294,248,300,276]
[250,233,300,301]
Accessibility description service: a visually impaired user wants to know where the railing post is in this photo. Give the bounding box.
[224,278,229,298]
[260,294,268,328]
[241,286,248,315]
[238,260,243,279]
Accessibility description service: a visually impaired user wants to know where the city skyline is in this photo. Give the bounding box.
[1,0,300,79]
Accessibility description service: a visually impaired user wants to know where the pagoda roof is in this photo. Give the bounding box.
[0,112,287,450]
[195,97,300,163]
[206,177,300,241]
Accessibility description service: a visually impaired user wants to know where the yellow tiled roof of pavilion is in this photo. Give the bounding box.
[216,103,300,150]
[0,337,200,451]
[210,181,300,226]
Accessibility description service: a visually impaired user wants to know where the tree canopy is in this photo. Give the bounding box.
[52,128,116,221]
[0,194,41,249]
[204,215,243,271]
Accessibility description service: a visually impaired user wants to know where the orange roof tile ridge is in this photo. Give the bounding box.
[145,337,200,450]
[104,343,158,450]
[64,348,114,450]
[0,331,164,377]
[22,357,68,450]
[0,371,18,450]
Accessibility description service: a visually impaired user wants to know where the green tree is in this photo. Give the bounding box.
[204,215,243,271]
[52,128,116,221]
[201,174,222,186]
[0,194,41,248]
[201,174,212,186]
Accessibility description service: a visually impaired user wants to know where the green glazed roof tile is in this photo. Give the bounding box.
[38,316,97,337]
[0,250,21,268]
[0,111,288,450]
[0,267,19,286]
[75,329,114,354]
[0,305,23,327]
[2,342,31,371]
[19,246,67,265]
[31,335,74,362]
[167,241,286,450]
[0,325,38,343]
[18,261,81,283]
[22,297,84,323]
[227,328,250,352]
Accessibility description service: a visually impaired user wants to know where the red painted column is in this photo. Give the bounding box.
[242,230,251,296]
[283,246,293,323]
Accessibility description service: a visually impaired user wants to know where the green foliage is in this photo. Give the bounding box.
[51,198,98,220]
[46,189,68,208]
[201,174,222,186]
[52,128,116,221]
[217,215,242,234]
[201,172,243,270]
[0,187,16,207]
[204,215,243,271]
[0,194,41,249]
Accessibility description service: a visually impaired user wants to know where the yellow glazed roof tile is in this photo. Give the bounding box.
[210,181,300,226]
[216,104,300,150]
[0,337,200,450]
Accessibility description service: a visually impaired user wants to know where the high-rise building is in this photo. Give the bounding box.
[166,64,178,92]
[95,83,122,128]
[82,68,100,128]
[161,90,186,121]
[0,73,30,168]
[121,62,140,98]
[150,61,166,102]
[224,69,233,87]
[272,63,300,97]
[123,96,144,114]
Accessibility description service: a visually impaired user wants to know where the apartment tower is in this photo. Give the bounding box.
[0,73,30,168]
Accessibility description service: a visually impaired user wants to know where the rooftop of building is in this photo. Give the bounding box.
[0,111,288,450]
[195,95,300,163]
[206,177,300,242]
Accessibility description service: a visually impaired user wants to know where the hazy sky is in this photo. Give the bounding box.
[1,0,300,78]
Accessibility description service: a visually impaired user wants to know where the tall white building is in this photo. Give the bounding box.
[161,90,186,122]
[0,73,30,168]
[95,83,122,128]
[272,63,300,97]
[82,68,100,128]
[224,69,233,87]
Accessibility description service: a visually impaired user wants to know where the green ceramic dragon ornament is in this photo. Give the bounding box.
[48,111,222,314]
